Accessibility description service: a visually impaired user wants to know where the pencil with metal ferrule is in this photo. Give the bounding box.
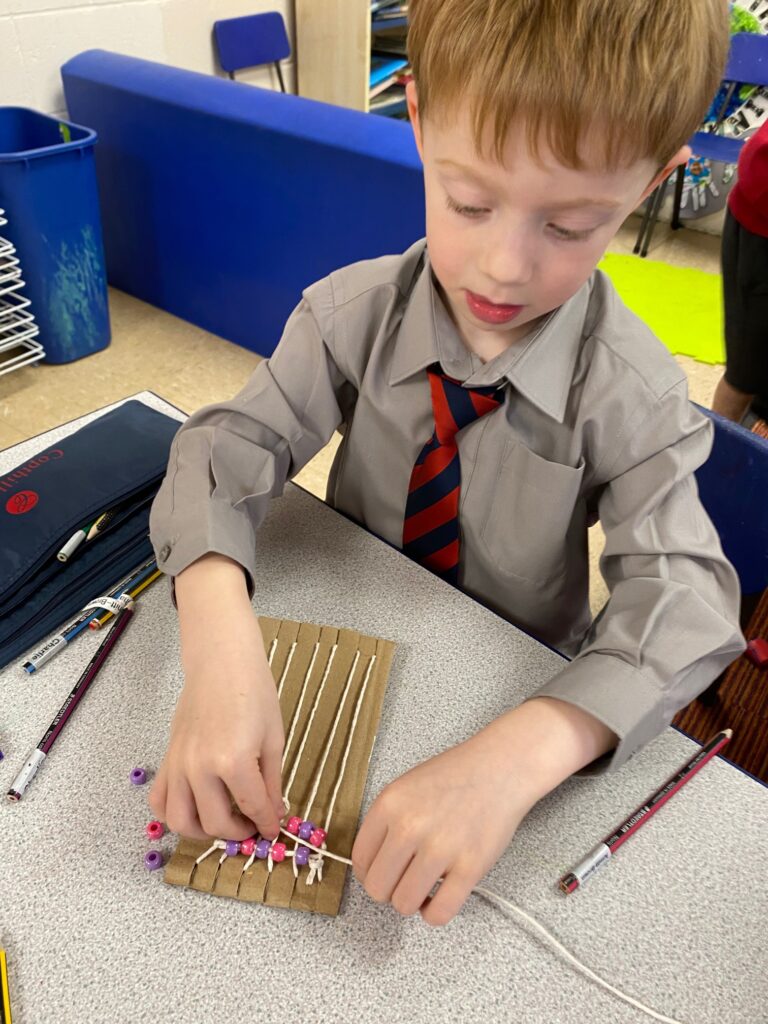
[20,556,157,673]
[7,604,135,802]
[88,568,162,630]
[0,948,11,1024]
[559,729,733,894]
[85,508,118,541]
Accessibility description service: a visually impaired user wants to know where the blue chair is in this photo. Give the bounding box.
[694,405,768,701]
[213,12,291,92]
[635,33,768,257]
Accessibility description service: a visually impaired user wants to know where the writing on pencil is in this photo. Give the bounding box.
[559,729,733,894]
[8,603,135,801]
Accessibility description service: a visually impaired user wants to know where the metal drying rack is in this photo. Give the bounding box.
[0,207,44,376]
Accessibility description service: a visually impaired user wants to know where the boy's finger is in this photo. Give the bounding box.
[420,869,475,927]
[148,762,168,820]
[165,774,207,839]
[194,773,256,840]
[259,744,286,821]
[351,809,388,881]
[357,829,414,904]
[390,852,449,918]
[225,763,281,840]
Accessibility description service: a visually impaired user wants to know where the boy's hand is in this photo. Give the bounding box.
[352,697,617,925]
[149,555,285,842]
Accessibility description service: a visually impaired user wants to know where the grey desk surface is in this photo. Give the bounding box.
[1,392,766,1024]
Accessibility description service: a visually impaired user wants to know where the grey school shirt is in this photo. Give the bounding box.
[150,238,745,774]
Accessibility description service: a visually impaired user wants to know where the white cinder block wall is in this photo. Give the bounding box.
[0,0,296,118]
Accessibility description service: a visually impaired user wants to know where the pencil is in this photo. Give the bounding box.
[0,949,11,1024]
[7,604,135,802]
[20,556,157,673]
[88,568,162,630]
[85,508,117,541]
[559,729,733,894]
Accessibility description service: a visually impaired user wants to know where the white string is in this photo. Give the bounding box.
[305,653,378,885]
[276,641,297,700]
[266,637,278,667]
[323,654,376,835]
[282,643,338,798]
[300,651,361,820]
[470,886,686,1024]
[280,642,321,776]
[293,651,362,881]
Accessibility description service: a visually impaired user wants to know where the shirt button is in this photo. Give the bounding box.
[159,544,171,561]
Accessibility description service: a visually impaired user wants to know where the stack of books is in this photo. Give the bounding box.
[369,2,410,118]
[0,208,44,376]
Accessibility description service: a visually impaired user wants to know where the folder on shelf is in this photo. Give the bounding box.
[370,56,409,89]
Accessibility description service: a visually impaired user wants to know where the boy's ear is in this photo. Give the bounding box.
[639,145,692,203]
[406,80,425,160]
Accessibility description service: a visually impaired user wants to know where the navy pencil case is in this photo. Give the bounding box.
[0,399,180,669]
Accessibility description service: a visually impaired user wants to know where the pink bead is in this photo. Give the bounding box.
[241,837,256,856]
[270,842,286,863]
[309,828,327,847]
[145,820,164,840]
[285,816,302,835]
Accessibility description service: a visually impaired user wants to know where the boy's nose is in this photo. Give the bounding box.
[478,233,535,292]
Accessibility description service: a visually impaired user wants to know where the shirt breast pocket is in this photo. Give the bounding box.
[478,438,585,583]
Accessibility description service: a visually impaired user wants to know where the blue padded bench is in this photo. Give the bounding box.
[61,50,425,358]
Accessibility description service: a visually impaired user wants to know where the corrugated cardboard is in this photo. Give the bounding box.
[164,616,395,916]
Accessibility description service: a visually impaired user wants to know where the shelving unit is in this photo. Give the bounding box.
[296,1,409,117]
[0,208,44,376]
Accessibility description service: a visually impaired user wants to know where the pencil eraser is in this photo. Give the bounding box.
[746,638,768,669]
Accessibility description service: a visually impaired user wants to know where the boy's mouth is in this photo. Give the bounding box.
[465,290,524,325]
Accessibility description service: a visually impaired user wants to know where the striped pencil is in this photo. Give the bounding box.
[559,729,733,894]
[8,605,135,802]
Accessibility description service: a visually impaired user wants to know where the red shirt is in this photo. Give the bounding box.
[728,120,768,238]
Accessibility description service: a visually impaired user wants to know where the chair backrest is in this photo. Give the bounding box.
[214,12,290,75]
[725,32,768,89]
[694,405,768,597]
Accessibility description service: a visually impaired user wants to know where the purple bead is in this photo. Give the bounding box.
[225,840,241,857]
[255,839,271,860]
[298,821,315,841]
[295,845,310,867]
[129,767,147,786]
[144,850,163,871]
[0,750,4,762]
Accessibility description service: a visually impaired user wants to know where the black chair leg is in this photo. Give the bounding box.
[639,176,669,258]
[671,163,686,231]
[275,62,287,93]
[633,188,657,255]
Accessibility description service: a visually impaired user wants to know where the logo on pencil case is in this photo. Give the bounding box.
[5,490,39,515]
[0,448,64,496]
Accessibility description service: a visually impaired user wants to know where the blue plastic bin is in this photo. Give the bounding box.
[0,108,110,363]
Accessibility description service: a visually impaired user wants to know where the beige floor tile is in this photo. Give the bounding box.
[0,419,26,450]
[610,214,722,274]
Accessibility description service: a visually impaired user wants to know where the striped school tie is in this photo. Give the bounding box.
[403,364,504,584]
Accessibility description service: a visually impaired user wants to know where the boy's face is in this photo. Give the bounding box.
[406,82,688,359]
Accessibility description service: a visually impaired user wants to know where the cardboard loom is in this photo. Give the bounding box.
[164,616,395,916]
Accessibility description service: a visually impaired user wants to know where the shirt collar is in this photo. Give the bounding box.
[389,243,591,424]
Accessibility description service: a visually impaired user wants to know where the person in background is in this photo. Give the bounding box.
[712,118,768,428]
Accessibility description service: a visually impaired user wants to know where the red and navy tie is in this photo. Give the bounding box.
[403,364,504,584]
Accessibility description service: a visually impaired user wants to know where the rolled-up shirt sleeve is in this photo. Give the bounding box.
[534,381,746,774]
[149,289,350,592]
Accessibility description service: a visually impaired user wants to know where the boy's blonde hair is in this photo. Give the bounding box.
[407,0,730,170]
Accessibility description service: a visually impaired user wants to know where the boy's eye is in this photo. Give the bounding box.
[548,223,594,242]
[445,194,487,218]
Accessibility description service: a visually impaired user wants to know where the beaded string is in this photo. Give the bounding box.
[297,653,377,885]
[283,650,363,880]
[232,642,338,890]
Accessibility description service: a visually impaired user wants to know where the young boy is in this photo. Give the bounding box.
[148,0,745,926]
[713,118,768,427]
